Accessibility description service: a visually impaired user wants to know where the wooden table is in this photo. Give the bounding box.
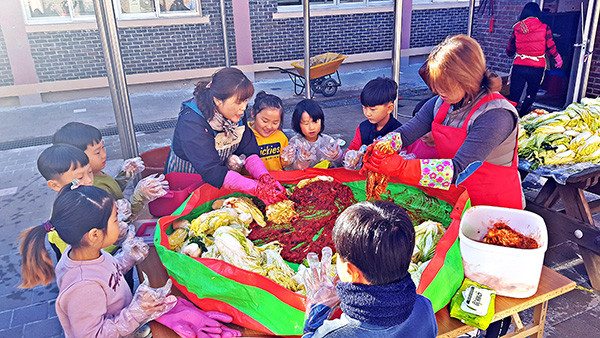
[138,247,574,338]
[436,267,575,338]
[520,166,600,289]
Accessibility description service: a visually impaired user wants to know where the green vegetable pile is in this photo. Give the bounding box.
[518,97,600,168]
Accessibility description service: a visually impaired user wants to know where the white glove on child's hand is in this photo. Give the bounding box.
[121,157,146,178]
[343,150,363,170]
[114,230,149,272]
[133,174,169,203]
[115,199,132,221]
[280,146,295,168]
[226,154,246,172]
[114,222,133,246]
[126,273,177,325]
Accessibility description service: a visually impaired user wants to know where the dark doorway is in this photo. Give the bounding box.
[535,9,581,109]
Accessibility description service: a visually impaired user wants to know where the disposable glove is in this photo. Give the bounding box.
[321,139,343,163]
[280,146,295,168]
[301,247,340,335]
[156,298,241,338]
[114,222,133,246]
[115,199,132,221]
[113,230,149,273]
[226,154,246,172]
[133,174,170,204]
[121,157,146,178]
[125,274,177,327]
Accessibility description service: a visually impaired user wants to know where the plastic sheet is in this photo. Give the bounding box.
[518,159,600,185]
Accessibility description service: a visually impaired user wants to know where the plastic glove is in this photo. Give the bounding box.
[121,157,146,178]
[554,54,563,68]
[343,150,363,170]
[226,154,246,173]
[321,138,342,163]
[301,247,340,335]
[156,298,241,338]
[280,145,296,168]
[114,222,133,246]
[297,145,316,170]
[115,199,132,221]
[256,174,287,205]
[113,230,149,273]
[133,174,169,204]
[244,154,269,179]
[126,273,177,326]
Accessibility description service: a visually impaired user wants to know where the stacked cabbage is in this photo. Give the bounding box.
[167,197,300,292]
[518,97,600,168]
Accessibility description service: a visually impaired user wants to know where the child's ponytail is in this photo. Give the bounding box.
[19,222,54,288]
[19,184,114,288]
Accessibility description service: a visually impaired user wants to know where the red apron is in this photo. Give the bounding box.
[431,93,523,209]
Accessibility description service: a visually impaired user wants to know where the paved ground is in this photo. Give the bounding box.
[0,60,599,337]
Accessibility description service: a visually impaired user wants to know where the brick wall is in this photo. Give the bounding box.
[586,26,600,98]
[27,0,235,82]
[409,7,469,48]
[472,0,530,74]
[249,1,394,63]
[0,31,14,86]
[249,2,469,63]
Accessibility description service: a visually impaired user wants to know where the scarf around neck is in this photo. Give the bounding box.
[335,274,417,327]
[208,110,239,139]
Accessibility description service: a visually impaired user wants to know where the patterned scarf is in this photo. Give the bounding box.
[208,110,239,139]
[335,274,417,327]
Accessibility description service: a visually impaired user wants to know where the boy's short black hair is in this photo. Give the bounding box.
[333,200,415,285]
[291,99,325,136]
[37,144,90,180]
[52,122,102,151]
[360,77,398,107]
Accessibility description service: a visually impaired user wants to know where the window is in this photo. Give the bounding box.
[277,0,391,9]
[117,0,200,18]
[23,0,200,23]
[25,0,95,22]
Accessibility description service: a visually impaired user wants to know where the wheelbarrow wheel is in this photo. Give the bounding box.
[310,78,323,94]
[322,78,338,97]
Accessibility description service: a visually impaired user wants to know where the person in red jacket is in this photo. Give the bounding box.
[506,2,562,117]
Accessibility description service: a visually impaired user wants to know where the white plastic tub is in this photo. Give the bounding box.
[459,206,548,298]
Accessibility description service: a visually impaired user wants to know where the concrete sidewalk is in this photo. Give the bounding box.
[1,60,599,337]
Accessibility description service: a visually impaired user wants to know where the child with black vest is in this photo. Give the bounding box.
[344,78,402,169]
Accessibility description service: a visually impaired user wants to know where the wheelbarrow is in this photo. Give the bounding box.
[269,53,347,97]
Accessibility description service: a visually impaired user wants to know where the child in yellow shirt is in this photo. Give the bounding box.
[250,91,288,171]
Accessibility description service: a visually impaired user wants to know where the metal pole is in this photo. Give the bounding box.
[467,0,475,37]
[572,0,593,103]
[220,0,230,67]
[581,0,600,97]
[303,0,311,98]
[539,0,545,10]
[391,0,403,118]
[92,0,138,159]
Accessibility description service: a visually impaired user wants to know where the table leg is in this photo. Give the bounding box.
[534,179,560,208]
[531,301,547,338]
[556,186,600,289]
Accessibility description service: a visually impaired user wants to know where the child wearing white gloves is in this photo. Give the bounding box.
[19,184,176,337]
[53,122,169,221]
[282,99,344,170]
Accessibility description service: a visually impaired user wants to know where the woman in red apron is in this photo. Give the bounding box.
[364,34,522,337]
[364,34,523,209]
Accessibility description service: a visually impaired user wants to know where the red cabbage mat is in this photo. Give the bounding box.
[154,168,469,335]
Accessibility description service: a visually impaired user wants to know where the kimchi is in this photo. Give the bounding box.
[482,222,539,249]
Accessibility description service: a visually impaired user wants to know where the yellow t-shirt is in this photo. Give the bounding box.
[250,122,289,171]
